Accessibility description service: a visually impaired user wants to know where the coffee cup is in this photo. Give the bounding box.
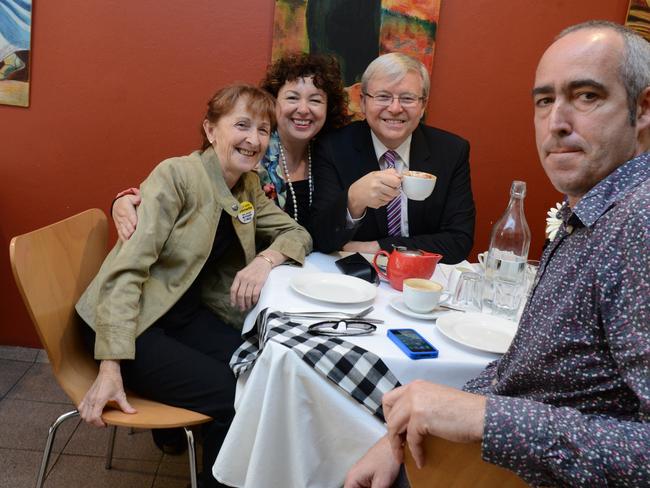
[401,171,436,201]
[402,278,443,313]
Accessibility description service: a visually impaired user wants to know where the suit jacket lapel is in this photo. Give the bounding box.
[409,124,431,173]
[353,121,382,175]
[406,124,432,235]
[354,122,388,234]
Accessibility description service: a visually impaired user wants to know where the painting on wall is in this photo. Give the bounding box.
[272,0,441,119]
[0,0,32,107]
[625,0,650,41]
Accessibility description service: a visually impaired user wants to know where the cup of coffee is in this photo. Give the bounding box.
[402,278,443,313]
[401,171,437,201]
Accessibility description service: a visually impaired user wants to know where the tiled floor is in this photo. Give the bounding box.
[0,345,198,488]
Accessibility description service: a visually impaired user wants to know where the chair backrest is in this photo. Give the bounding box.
[404,436,527,487]
[10,209,108,406]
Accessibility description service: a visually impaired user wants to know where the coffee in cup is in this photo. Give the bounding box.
[402,278,443,313]
[403,170,435,179]
[401,171,437,201]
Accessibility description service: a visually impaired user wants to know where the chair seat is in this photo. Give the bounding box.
[102,395,212,428]
[405,437,527,487]
[9,209,212,487]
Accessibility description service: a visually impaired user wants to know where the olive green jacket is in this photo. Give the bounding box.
[76,148,312,360]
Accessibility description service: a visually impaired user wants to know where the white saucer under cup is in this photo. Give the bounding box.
[389,297,447,320]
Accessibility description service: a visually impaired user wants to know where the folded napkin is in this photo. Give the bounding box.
[231,309,401,420]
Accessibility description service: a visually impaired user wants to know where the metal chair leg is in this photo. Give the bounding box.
[35,410,80,488]
[105,425,117,469]
[184,427,198,488]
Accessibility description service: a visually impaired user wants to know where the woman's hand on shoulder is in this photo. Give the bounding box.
[78,360,136,427]
[230,250,285,311]
[112,191,141,242]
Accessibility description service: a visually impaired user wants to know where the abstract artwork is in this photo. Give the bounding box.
[625,0,650,41]
[272,0,441,119]
[0,0,32,107]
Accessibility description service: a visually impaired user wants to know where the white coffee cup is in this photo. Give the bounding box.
[401,171,437,201]
[402,278,443,313]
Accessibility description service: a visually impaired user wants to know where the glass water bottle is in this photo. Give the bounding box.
[483,180,531,319]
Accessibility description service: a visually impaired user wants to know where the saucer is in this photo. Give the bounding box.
[389,297,449,320]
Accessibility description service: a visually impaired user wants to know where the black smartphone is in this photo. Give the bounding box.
[335,252,378,284]
[387,329,439,359]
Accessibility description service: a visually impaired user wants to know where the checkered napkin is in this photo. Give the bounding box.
[231,309,401,420]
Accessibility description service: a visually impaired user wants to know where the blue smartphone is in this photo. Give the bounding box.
[387,329,439,359]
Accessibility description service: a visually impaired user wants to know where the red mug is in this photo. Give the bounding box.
[372,247,442,291]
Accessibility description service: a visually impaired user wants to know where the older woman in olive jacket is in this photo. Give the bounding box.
[75,84,312,488]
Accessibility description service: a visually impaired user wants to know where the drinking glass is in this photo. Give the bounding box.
[525,260,540,293]
[514,260,540,322]
[491,278,522,318]
[452,271,483,312]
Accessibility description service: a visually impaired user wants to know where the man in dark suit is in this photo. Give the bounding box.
[309,53,475,264]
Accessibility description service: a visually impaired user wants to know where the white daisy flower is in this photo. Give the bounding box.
[545,202,563,241]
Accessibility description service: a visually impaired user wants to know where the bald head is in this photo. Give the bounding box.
[535,27,626,103]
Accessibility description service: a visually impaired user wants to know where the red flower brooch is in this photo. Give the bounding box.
[263,183,277,201]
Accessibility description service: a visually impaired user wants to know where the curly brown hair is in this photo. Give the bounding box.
[261,53,350,133]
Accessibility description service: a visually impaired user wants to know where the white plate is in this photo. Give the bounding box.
[290,273,377,304]
[389,297,449,320]
[435,312,517,354]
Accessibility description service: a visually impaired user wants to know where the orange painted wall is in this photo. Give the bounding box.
[0,0,629,347]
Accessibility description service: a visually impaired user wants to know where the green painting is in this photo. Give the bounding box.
[272,0,441,119]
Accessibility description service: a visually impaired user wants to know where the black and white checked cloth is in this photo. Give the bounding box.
[231,309,401,420]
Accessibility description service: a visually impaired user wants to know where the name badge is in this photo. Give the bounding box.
[237,201,255,224]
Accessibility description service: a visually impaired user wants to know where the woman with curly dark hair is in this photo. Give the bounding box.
[254,53,349,226]
[111,53,348,236]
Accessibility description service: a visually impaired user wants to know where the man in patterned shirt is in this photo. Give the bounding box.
[345,20,650,488]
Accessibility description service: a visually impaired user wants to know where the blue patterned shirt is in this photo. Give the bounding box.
[464,152,650,487]
[256,131,288,209]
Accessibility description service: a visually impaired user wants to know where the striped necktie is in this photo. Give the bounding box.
[384,150,401,237]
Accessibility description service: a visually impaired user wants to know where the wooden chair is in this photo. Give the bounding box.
[404,436,528,487]
[9,209,211,488]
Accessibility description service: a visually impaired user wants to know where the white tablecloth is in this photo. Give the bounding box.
[213,253,498,488]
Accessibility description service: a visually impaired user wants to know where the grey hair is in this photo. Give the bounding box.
[361,52,430,99]
[558,20,650,125]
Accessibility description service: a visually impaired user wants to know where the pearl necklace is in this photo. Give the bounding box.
[278,142,313,224]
